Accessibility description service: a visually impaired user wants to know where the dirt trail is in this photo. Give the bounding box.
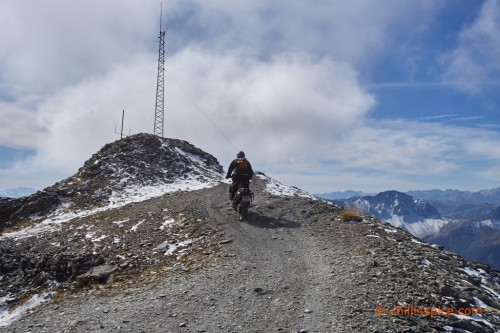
[2,177,346,333]
[193,177,344,332]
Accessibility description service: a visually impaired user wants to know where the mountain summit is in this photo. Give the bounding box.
[1,134,500,332]
[0,133,222,232]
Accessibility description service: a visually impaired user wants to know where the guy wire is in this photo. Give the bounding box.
[166,71,237,150]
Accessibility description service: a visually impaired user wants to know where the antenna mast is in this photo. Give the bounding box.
[153,3,166,138]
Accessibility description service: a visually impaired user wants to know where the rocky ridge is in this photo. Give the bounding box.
[0,134,499,332]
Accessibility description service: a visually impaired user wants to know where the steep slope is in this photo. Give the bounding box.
[404,191,500,269]
[428,221,500,269]
[487,206,500,220]
[1,135,500,332]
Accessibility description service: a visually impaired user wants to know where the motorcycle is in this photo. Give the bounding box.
[231,180,254,221]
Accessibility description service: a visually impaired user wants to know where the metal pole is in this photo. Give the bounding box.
[121,109,125,139]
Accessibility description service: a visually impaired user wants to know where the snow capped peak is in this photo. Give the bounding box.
[59,133,223,203]
[73,133,223,200]
[343,190,441,224]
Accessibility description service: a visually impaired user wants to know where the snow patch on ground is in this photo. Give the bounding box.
[411,238,426,245]
[0,177,221,241]
[0,294,49,327]
[382,227,397,233]
[164,239,193,257]
[481,284,500,300]
[419,258,431,267]
[461,267,500,301]
[461,266,485,278]
[474,297,488,308]
[452,311,494,329]
[108,176,222,207]
[131,219,145,231]
[257,174,316,199]
[161,218,176,230]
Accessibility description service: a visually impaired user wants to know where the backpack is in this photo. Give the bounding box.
[235,158,250,177]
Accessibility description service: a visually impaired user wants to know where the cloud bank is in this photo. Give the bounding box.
[442,0,500,93]
[0,0,499,193]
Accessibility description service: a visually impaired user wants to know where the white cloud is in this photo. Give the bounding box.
[165,0,439,69]
[333,122,458,174]
[0,0,158,98]
[463,138,500,160]
[29,54,156,174]
[164,49,374,163]
[8,48,373,187]
[268,118,500,193]
[336,119,500,173]
[0,100,43,149]
[0,1,498,194]
[476,165,500,181]
[442,0,500,93]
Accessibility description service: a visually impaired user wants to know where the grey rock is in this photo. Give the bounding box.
[76,265,118,284]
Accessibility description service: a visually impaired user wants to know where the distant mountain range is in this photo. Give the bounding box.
[315,190,374,200]
[0,187,36,198]
[320,188,500,269]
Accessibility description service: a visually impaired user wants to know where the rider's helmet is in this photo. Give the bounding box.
[237,151,245,158]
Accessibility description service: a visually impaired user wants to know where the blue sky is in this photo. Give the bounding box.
[0,0,499,194]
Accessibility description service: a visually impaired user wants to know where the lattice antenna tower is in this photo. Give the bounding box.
[153,4,166,138]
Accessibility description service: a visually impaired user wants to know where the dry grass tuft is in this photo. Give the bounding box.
[341,209,363,223]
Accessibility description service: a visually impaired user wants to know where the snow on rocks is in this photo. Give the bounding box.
[0,293,49,327]
[256,173,317,199]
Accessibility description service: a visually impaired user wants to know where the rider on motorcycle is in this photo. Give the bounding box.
[225,151,254,200]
